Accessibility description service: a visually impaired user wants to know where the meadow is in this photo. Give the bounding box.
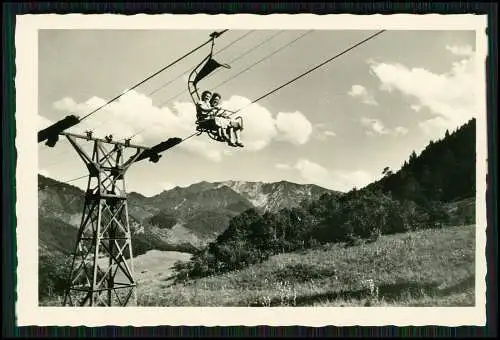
[137,224,475,307]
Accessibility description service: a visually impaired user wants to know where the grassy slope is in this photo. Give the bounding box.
[138,224,476,307]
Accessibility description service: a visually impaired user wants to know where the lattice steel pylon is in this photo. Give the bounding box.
[62,131,148,307]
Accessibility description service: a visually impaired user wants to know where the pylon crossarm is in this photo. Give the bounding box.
[66,135,95,167]
[61,131,150,149]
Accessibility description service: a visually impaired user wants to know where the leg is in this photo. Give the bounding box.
[217,122,229,141]
[228,128,236,146]
[231,120,244,147]
[234,129,243,147]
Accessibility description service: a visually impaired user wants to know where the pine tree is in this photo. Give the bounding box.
[409,151,417,165]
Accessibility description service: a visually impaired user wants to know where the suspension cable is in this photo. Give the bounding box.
[62,174,88,184]
[78,29,229,122]
[148,30,255,97]
[60,29,387,170]
[210,30,313,93]
[161,30,311,108]
[124,31,288,142]
[228,30,386,117]
[127,30,386,149]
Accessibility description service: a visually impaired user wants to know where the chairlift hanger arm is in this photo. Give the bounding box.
[188,31,231,105]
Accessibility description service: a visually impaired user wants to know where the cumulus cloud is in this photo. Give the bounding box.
[360,117,408,136]
[275,111,313,145]
[348,85,378,106]
[410,104,422,112]
[418,116,449,137]
[279,158,375,192]
[295,159,330,184]
[369,45,478,137]
[49,91,313,162]
[313,123,336,141]
[394,126,409,136]
[223,96,279,151]
[445,44,474,57]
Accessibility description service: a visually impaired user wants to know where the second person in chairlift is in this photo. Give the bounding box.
[209,93,244,147]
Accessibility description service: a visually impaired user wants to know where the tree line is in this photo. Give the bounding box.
[173,118,476,282]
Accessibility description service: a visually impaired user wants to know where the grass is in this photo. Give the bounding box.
[40,224,475,307]
[137,224,476,307]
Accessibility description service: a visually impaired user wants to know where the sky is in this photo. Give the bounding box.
[37,28,479,196]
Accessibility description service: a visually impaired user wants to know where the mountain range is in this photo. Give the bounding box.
[38,175,337,257]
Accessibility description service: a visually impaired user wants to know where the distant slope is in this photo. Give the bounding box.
[39,217,78,255]
[216,180,337,213]
[38,175,85,227]
[38,175,335,254]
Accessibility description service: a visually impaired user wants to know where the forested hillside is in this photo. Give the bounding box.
[174,119,477,281]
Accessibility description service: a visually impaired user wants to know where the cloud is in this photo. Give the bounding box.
[410,104,422,112]
[348,85,378,106]
[369,47,477,137]
[445,44,474,57]
[275,111,313,145]
[295,159,330,184]
[285,159,375,192]
[49,91,314,162]
[394,126,409,136]
[223,96,278,151]
[361,117,389,135]
[418,116,449,137]
[360,117,408,136]
[313,123,336,141]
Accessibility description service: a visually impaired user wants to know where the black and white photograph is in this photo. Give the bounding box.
[15,13,488,326]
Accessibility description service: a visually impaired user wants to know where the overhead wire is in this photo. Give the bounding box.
[182,30,387,145]
[75,29,229,122]
[62,174,88,184]
[227,29,387,117]
[46,29,387,180]
[42,30,234,174]
[209,30,313,93]
[158,30,308,109]
[128,30,387,151]
[147,30,255,98]
[124,30,287,142]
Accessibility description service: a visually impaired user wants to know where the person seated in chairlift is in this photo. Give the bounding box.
[195,89,230,142]
[210,93,244,147]
[195,90,214,122]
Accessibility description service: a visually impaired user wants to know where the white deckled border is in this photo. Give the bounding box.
[15,13,489,327]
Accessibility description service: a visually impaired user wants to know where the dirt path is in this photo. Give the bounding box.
[97,250,192,286]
